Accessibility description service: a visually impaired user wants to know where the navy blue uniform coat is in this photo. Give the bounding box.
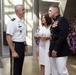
[49,15,70,57]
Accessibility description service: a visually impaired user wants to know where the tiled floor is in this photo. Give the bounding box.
[0,55,76,75]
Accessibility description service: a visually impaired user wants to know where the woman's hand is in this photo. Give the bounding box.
[41,36,47,41]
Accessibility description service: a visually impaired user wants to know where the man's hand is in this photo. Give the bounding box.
[12,51,19,58]
[25,46,28,53]
[52,50,57,57]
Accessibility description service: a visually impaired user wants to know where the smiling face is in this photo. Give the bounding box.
[15,5,25,19]
[41,15,46,25]
[41,13,52,26]
[17,6,25,17]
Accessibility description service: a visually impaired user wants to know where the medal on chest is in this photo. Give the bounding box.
[52,21,58,27]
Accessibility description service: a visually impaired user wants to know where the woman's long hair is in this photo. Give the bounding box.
[41,13,52,26]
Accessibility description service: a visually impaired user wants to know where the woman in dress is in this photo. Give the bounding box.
[34,13,52,75]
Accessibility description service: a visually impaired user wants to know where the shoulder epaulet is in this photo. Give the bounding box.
[11,18,16,21]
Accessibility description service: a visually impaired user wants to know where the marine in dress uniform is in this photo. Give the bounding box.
[48,6,70,75]
[49,15,70,57]
[6,5,27,75]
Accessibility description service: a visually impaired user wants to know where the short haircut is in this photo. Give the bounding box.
[15,4,23,12]
[49,6,52,10]
[52,6,60,13]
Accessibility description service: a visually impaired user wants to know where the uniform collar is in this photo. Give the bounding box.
[53,15,60,21]
[15,15,24,23]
